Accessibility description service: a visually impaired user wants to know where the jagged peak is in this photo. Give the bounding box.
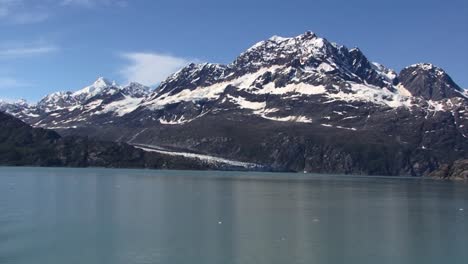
[167,63,201,77]
[71,77,119,99]
[162,62,226,84]
[371,62,398,82]
[189,62,226,70]
[158,32,330,88]
[122,82,151,97]
[268,35,290,42]
[233,31,334,72]
[404,63,449,76]
[267,31,317,42]
[0,98,30,106]
[126,82,148,88]
[399,63,463,100]
[93,77,114,88]
[246,31,325,52]
[42,91,73,99]
[406,63,437,70]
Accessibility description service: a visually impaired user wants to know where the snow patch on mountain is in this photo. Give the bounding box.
[158,110,211,125]
[257,82,327,95]
[316,62,335,73]
[321,123,357,131]
[226,95,266,110]
[371,62,397,82]
[97,96,143,116]
[144,66,281,110]
[325,83,413,108]
[396,83,413,97]
[159,115,197,125]
[133,144,260,168]
[259,114,313,123]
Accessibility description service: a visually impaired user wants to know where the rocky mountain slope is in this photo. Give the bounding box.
[428,159,468,180]
[0,111,260,170]
[2,31,467,176]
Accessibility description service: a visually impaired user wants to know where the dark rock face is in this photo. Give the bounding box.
[156,63,227,96]
[0,111,253,171]
[429,159,468,180]
[399,63,464,100]
[348,48,395,88]
[1,32,467,176]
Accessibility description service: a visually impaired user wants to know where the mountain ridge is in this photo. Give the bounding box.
[0,111,260,170]
[1,31,467,177]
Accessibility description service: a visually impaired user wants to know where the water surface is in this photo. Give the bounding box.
[0,167,467,264]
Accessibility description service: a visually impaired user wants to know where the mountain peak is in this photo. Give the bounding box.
[403,63,457,81]
[93,77,114,88]
[233,31,332,74]
[15,99,30,106]
[267,31,317,42]
[72,77,118,100]
[399,63,463,100]
[0,98,30,107]
[268,35,290,42]
[122,82,151,98]
[406,63,442,72]
[127,81,146,87]
[408,62,436,69]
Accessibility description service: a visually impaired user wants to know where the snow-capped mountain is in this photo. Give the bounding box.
[121,82,151,98]
[0,99,30,112]
[2,78,152,128]
[129,32,466,129]
[37,77,149,112]
[2,32,467,176]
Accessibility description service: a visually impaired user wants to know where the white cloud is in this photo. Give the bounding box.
[120,52,193,86]
[0,44,59,58]
[0,77,29,88]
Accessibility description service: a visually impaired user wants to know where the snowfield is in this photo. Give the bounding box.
[133,144,260,168]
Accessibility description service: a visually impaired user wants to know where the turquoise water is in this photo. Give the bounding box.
[0,167,467,264]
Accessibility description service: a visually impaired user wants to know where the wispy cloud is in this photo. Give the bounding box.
[0,0,49,24]
[60,0,128,8]
[0,77,29,88]
[119,52,193,86]
[0,0,128,24]
[0,44,59,58]
[8,12,49,24]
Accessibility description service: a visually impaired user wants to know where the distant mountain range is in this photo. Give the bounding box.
[1,31,467,178]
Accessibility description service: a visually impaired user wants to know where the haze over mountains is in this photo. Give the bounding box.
[1,32,467,177]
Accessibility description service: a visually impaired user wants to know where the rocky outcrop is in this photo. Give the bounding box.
[398,63,464,100]
[429,159,468,180]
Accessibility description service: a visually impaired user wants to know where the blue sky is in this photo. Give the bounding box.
[1,0,467,102]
